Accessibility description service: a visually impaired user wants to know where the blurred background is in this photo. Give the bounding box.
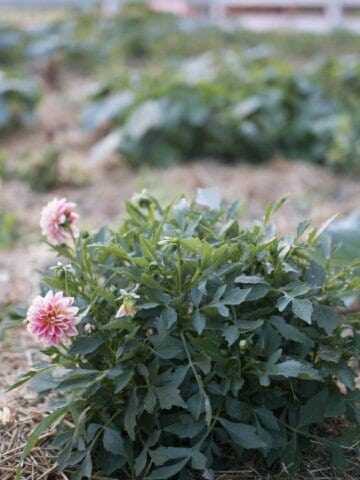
[0,0,360,306]
[0,3,359,478]
[0,0,359,362]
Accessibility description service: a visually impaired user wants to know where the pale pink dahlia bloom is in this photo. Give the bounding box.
[40,198,79,245]
[115,299,138,318]
[27,290,79,346]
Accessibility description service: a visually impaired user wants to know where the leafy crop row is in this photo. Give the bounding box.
[11,193,360,479]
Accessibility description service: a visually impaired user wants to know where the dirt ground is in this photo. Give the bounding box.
[0,71,359,479]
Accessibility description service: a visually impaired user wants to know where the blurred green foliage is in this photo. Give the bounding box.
[0,208,18,250]
[1,3,360,170]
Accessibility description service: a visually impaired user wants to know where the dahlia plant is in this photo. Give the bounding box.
[12,192,360,479]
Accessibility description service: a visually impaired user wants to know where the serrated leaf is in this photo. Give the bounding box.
[312,304,339,335]
[124,391,138,440]
[303,260,326,287]
[222,325,239,346]
[270,316,312,344]
[317,345,341,363]
[292,298,313,324]
[156,385,186,410]
[267,359,322,381]
[103,427,125,456]
[223,287,251,305]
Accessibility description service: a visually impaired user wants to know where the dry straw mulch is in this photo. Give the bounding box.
[1,330,359,480]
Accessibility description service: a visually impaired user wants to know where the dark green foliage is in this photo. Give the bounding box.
[14,193,359,479]
[83,49,360,171]
[0,72,40,134]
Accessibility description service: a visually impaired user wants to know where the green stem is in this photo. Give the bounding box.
[180,332,207,420]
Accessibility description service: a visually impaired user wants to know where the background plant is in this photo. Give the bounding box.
[12,192,360,480]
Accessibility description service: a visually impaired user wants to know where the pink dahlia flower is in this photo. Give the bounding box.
[27,290,79,346]
[40,198,79,245]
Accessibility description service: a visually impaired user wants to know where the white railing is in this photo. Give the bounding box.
[207,0,360,32]
[1,0,360,32]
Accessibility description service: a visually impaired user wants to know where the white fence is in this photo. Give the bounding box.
[1,0,360,32]
[206,0,360,32]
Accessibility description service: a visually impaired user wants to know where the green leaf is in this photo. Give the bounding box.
[150,446,192,466]
[222,325,239,346]
[267,359,322,381]
[150,458,189,480]
[69,336,104,355]
[21,406,68,462]
[255,407,279,431]
[154,337,183,359]
[194,352,211,374]
[235,275,268,285]
[164,417,205,439]
[103,427,126,456]
[155,386,186,410]
[160,306,177,329]
[124,391,138,441]
[56,370,100,391]
[222,287,251,305]
[196,187,221,211]
[135,448,148,477]
[276,295,292,312]
[312,304,339,335]
[296,220,312,238]
[263,197,286,225]
[282,434,300,473]
[335,362,356,390]
[317,345,341,363]
[218,418,266,448]
[330,444,348,471]
[297,390,329,428]
[114,370,134,393]
[292,298,313,324]
[303,260,326,287]
[192,310,206,335]
[225,397,252,421]
[191,450,207,470]
[144,387,157,413]
[270,316,312,344]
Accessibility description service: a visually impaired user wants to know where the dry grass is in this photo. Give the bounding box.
[1,330,359,480]
[0,410,359,480]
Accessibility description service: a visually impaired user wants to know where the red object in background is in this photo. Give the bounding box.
[149,0,192,17]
